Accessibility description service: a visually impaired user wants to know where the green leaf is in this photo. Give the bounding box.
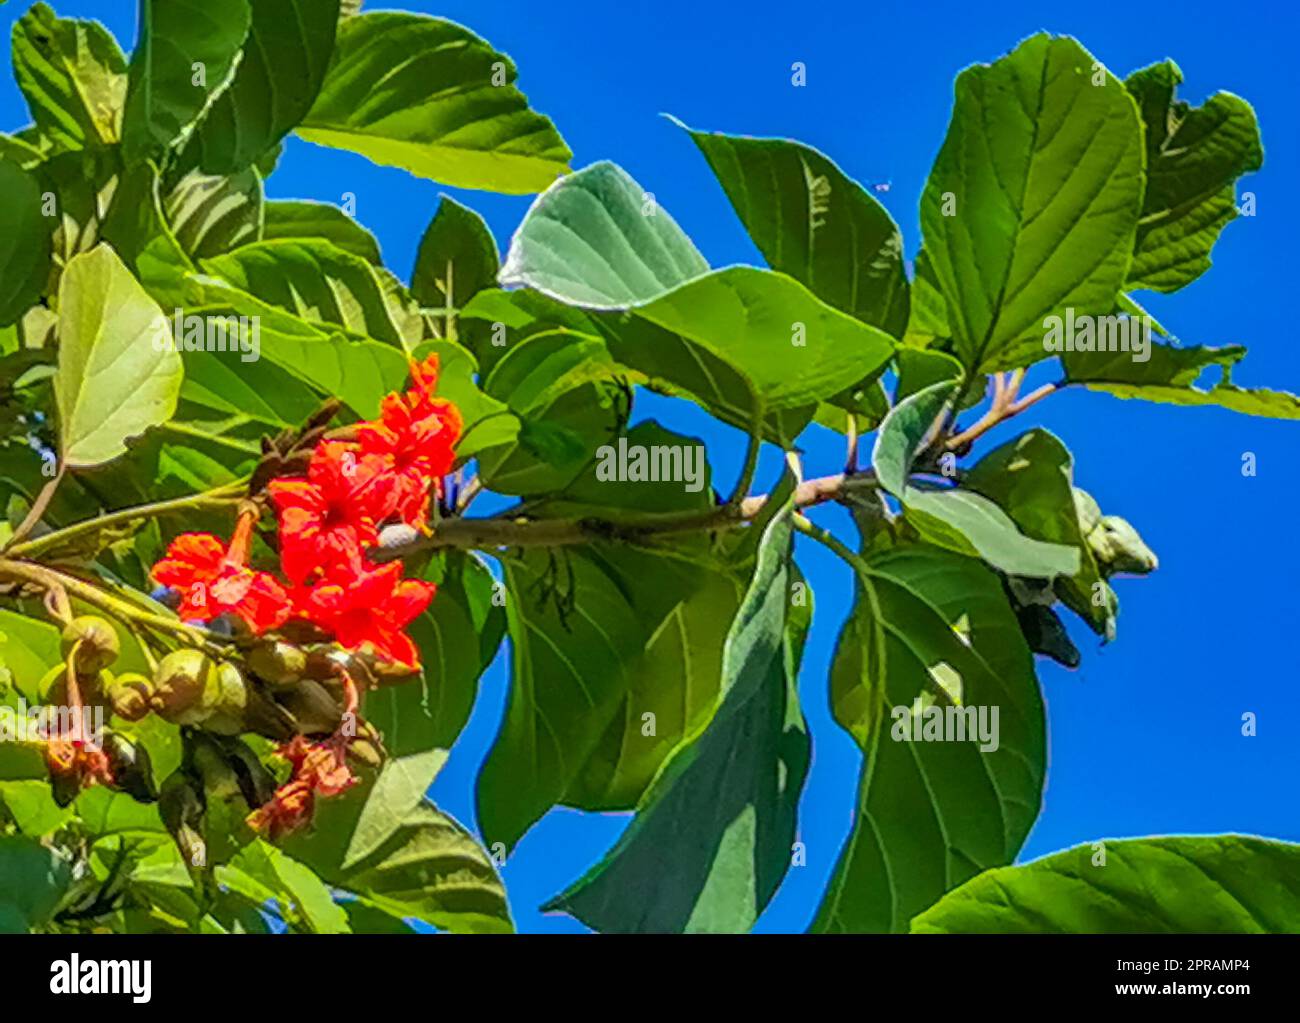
[342,750,447,869]
[345,802,512,933]
[193,0,340,175]
[0,780,75,836]
[11,2,128,150]
[1062,340,1300,418]
[919,34,1145,372]
[54,244,184,467]
[814,545,1044,932]
[121,0,252,164]
[0,160,52,327]
[612,268,895,422]
[219,839,349,933]
[678,123,909,336]
[201,238,406,346]
[872,382,1080,578]
[0,835,71,931]
[412,195,498,317]
[500,161,708,306]
[286,798,512,933]
[262,200,381,265]
[963,429,1110,636]
[0,131,46,168]
[1125,61,1262,292]
[0,609,60,703]
[912,836,1300,933]
[476,547,651,851]
[297,11,571,193]
[164,167,263,259]
[545,495,810,932]
[365,551,506,756]
[475,330,624,495]
[482,420,737,814]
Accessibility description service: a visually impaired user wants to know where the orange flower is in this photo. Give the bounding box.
[357,356,462,530]
[298,561,433,667]
[151,514,290,633]
[247,737,357,840]
[267,442,389,584]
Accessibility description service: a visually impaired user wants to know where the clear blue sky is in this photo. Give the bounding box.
[4,0,1297,934]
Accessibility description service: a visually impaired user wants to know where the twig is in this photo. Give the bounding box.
[4,463,65,551]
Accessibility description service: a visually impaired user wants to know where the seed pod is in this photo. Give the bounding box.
[107,673,154,722]
[60,616,120,673]
[101,732,157,803]
[246,641,308,690]
[151,649,213,725]
[204,661,251,735]
[159,771,207,869]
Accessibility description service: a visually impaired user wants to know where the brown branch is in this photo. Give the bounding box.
[372,470,882,559]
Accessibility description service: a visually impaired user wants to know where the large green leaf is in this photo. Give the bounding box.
[872,382,1080,578]
[0,835,72,932]
[0,160,51,327]
[476,546,652,851]
[201,238,405,346]
[164,167,263,259]
[500,161,708,307]
[261,200,381,265]
[340,749,447,870]
[475,330,624,496]
[218,840,349,933]
[364,551,507,757]
[814,545,1045,932]
[963,429,1110,635]
[11,2,128,150]
[285,797,512,933]
[1124,61,1262,292]
[912,836,1300,933]
[679,124,909,336]
[1061,341,1300,418]
[545,496,810,932]
[193,0,340,174]
[54,244,184,467]
[919,34,1145,372]
[411,195,499,333]
[297,12,571,193]
[121,0,252,164]
[613,268,895,422]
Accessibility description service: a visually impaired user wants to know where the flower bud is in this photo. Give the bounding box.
[60,616,120,673]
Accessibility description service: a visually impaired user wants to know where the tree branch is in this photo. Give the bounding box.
[373,470,883,559]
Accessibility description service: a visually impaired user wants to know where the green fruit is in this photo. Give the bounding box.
[205,662,252,736]
[151,649,213,724]
[60,616,120,673]
[107,673,154,722]
[246,641,307,689]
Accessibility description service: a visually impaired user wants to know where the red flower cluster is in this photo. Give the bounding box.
[151,356,461,668]
[246,736,358,840]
